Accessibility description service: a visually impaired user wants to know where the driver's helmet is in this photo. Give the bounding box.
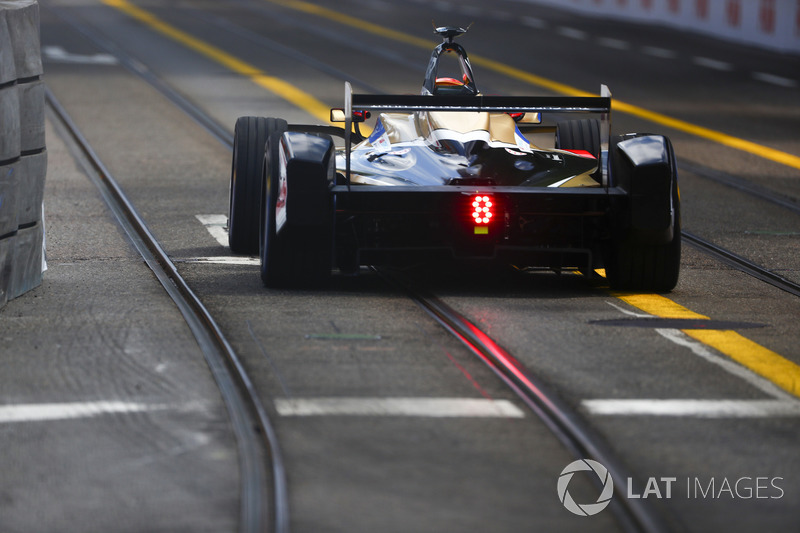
[433,75,474,96]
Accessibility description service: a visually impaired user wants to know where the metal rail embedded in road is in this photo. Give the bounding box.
[384,271,672,533]
[45,87,289,533]
[682,231,800,298]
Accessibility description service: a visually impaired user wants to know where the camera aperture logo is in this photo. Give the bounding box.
[557,459,615,516]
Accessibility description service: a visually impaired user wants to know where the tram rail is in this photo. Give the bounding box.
[46,87,289,533]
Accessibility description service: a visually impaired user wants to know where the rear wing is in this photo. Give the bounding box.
[340,82,613,185]
[349,94,611,114]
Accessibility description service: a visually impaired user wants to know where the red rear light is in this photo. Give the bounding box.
[471,195,494,226]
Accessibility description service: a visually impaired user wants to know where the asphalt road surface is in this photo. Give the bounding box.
[1,0,799,532]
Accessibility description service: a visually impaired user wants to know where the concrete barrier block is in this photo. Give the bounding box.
[0,233,13,307]
[0,84,21,161]
[18,79,45,152]
[16,150,45,226]
[9,221,42,299]
[4,1,42,79]
[0,161,19,236]
[0,0,44,309]
[0,11,16,85]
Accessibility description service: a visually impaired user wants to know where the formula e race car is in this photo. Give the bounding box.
[228,26,680,291]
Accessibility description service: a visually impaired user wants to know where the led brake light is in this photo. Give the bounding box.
[470,195,494,234]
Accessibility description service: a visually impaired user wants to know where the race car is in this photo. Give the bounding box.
[228,26,680,291]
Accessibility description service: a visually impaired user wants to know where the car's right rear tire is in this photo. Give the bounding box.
[605,134,681,292]
[556,119,601,158]
[556,118,601,181]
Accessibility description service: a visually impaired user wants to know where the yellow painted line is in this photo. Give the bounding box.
[613,292,800,398]
[683,329,800,397]
[265,0,800,171]
[611,292,708,320]
[102,0,332,124]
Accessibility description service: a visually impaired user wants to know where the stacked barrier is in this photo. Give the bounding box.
[0,0,45,308]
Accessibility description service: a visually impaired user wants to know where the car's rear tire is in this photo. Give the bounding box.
[556,119,601,159]
[556,118,602,184]
[229,116,269,254]
[261,130,333,288]
[605,135,681,292]
[605,224,681,292]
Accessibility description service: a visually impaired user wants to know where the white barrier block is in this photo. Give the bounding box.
[4,1,42,79]
[0,11,16,85]
[9,221,43,299]
[16,150,46,226]
[18,79,45,152]
[0,84,21,161]
[0,161,19,236]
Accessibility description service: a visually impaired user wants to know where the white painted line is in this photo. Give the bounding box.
[693,56,733,71]
[274,398,526,418]
[642,46,676,59]
[43,46,118,65]
[176,256,260,265]
[522,16,546,29]
[557,27,588,40]
[0,401,163,424]
[606,301,653,319]
[597,37,629,50]
[195,214,229,247]
[752,72,797,88]
[655,328,794,401]
[582,399,800,418]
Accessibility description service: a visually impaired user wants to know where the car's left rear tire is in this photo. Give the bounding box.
[229,116,269,254]
[261,131,334,288]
